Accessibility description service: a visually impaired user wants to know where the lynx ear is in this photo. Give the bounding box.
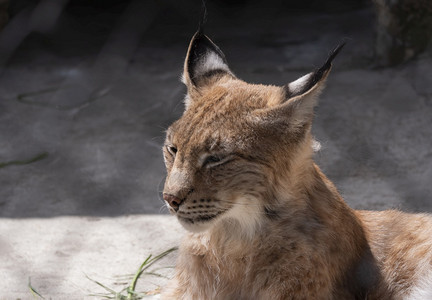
[253,42,345,130]
[284,42,345,99]
[183,31,234,89]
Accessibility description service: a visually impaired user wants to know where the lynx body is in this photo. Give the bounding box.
[161,32,432,299]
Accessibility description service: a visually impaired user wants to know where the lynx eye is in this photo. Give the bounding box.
[166,145,177,156]
[203,154,231,168]
[205,155,221,164]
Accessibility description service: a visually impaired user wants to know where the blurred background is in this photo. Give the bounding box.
[1,0,431,217]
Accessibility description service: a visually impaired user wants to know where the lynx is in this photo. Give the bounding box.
[160,31,432,299]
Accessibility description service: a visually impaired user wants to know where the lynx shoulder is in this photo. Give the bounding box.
[160,31,432,300]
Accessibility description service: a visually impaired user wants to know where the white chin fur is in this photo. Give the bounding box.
[406,271,432,300]
[223,196,263,239]
[177,196,262,238]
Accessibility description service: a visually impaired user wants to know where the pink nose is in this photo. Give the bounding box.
[163,193,183,211]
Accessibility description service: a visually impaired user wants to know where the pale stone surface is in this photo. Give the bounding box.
[0,216,183,299]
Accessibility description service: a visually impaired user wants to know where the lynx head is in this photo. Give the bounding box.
[162,31,343,235]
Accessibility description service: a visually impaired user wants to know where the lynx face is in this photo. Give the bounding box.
[162,32,343,233]
[163,82,281,232]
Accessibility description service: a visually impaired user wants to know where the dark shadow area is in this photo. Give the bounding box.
[0,0,431,217]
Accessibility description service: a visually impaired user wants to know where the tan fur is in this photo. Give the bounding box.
[161,33,432,299]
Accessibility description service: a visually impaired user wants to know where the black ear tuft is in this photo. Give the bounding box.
[284,41,346,98]
[197,0,208,34]
[315,41,346,81]
[184,32,233,87]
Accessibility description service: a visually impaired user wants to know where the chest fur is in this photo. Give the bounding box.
[175,236,349,300]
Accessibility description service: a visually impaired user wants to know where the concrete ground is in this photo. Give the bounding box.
[0,1,431,298]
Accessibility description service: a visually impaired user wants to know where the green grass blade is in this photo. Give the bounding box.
[86,274,119,295]
[28,277,45,299]
[88,247,178,299]
[128,247,178,297]
[137,247,178,277]
[0,152,48,169]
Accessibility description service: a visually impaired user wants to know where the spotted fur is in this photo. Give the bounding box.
[161,32,432,299]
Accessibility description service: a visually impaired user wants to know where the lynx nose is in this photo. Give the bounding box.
[163,193,183,212]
